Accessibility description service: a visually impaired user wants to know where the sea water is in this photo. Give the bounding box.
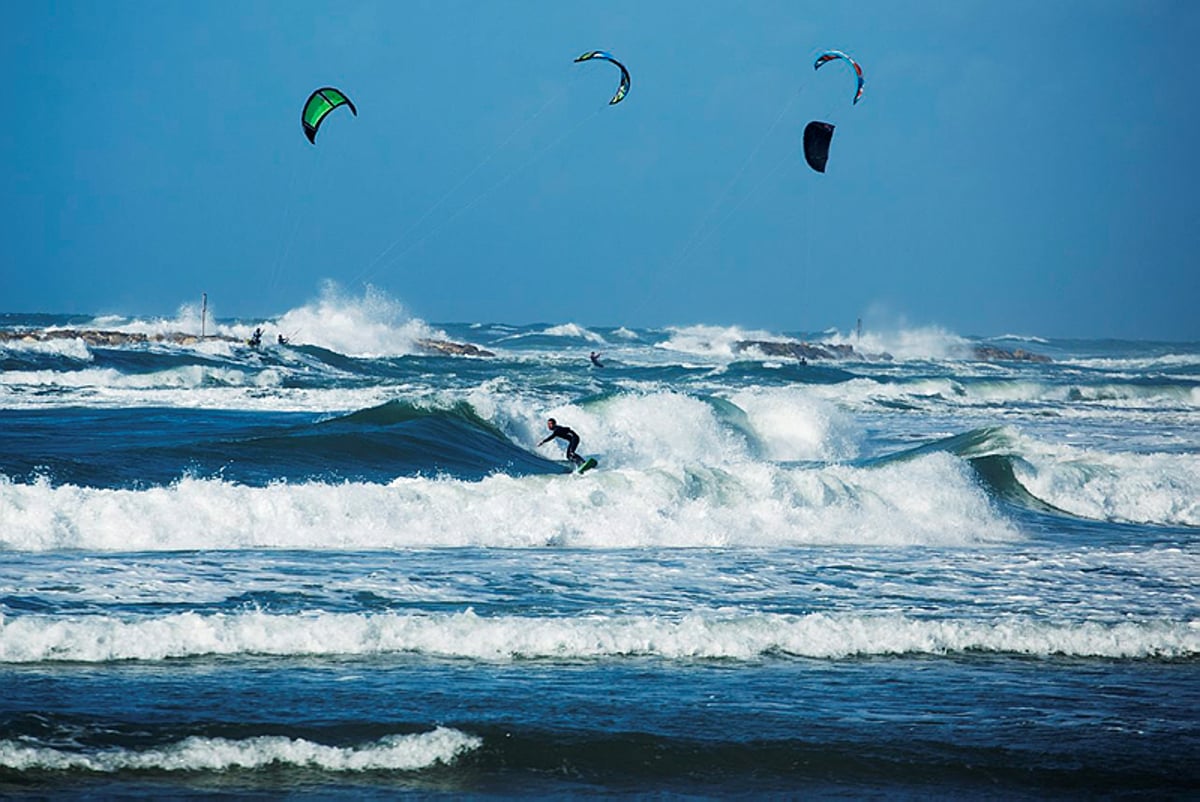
[0,298,1196,797]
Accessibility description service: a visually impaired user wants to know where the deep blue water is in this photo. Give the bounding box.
[0,310,1197,797]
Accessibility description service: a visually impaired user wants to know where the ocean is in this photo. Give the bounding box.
[1,298,1197,798]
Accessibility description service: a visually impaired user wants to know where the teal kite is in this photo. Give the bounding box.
[814,50,864,105]
[574,51,631,105]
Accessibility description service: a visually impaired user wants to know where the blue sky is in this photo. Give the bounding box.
[4,0,1198,339]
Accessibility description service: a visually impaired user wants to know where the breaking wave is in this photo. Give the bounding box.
[0,728,480,773]
[1,609,1193,663]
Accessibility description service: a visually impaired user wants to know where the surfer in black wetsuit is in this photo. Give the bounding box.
[538,418,585,467]
[589,351,604,368]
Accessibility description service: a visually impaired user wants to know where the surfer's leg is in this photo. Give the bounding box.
[567,436,584,465]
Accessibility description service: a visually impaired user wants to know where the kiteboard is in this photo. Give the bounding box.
[577,457,598,474]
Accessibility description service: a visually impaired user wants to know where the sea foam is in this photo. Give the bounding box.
[271,282,443,357]
[1013,438,1200,527]
[70,283,445,359]
[0,609,1193,663]
[0,728,480,772]
[0,450,1018,551]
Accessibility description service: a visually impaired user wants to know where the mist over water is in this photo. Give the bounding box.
[1,289,1197,796]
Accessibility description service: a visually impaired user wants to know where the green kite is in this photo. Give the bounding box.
[302,87,357,144]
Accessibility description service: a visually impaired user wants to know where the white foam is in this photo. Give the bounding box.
[543,390,755,468]
[272,282,442,357]
[657,324,782,361]
[823,324,972,361]
[0,609,1191,663]
[0,336,93,361]
[538,323,606,343]
[990,334,1051,345]
[0,381,398,413]
[1011,435,1200,527]
[792,375,1200,429]
[655,322,994,364]
[76,302,209,340]
[0,728,480,772]
[0,449,1018,551]
[63,284,444,359]
[1064,353,1200,371]
[0,365,271,392]
[729,388,861,461]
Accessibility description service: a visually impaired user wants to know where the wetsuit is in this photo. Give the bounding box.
[540,425,584,466]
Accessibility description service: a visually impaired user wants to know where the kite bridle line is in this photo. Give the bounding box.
[350,71,587,288]
[352,93,603,287]
[674,86,805,266]
[266,144,324,298]
[680,147,795,266]
[625,85,806,324]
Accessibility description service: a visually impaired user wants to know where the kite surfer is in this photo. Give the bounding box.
[589,351,604,368]
[247,328,263,348]
[538,418,585,468]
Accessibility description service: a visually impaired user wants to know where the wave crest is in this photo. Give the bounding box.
[0,728,481,773]
[0,450,1018,551]
[1,610,1192,663]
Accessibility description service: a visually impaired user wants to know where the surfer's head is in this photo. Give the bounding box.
[547,418,556,429]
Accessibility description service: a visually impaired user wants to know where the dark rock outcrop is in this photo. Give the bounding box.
[733,340,892,362]
[971,345,1051,363]
[733,338,1050,363]
[416,339,495,357]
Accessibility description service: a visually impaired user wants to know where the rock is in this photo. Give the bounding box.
[416,338,495,357]
[971,345,1051,363]
[0,329,239,345]
[732,340,892,362]
[733,338,1051,364]
[0,329,498,357]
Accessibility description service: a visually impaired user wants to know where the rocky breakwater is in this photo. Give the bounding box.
[415,339,495,357]
[0,329,496,357]
[733,339,1050,363]
[970,345,1051,363]
[0,329,238,346]
[732,340,891,362]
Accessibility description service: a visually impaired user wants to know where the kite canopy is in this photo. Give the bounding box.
[803,121,835,173]
[814,50,864,105]
[302,87,357,144]
[574,50,631,105]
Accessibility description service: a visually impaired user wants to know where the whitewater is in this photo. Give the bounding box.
[0,294,1197,797]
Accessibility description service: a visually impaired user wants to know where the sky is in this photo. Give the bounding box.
[3,0,1198,340]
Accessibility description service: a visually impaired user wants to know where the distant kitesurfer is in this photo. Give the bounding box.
[589,351,604,368]
[277,334,288,345]
[247,327,263,348]
[538,418,585,467]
